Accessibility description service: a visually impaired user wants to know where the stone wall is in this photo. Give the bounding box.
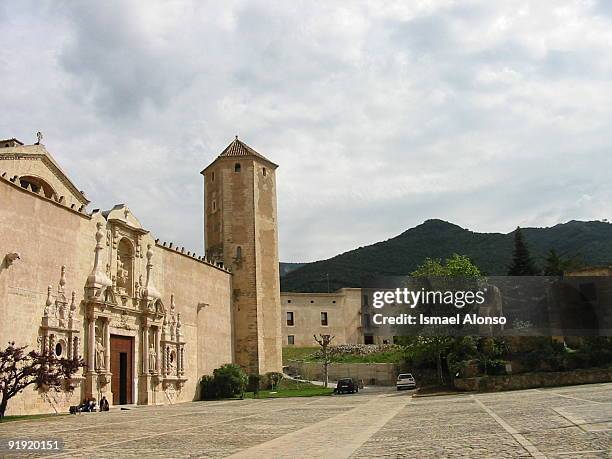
[0,177,234,415]
[454,367,612,392]
[287,361,399,386]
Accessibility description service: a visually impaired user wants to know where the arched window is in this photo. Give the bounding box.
[19,175,55,198]
[234,163,241,173]
[236,246,242,259]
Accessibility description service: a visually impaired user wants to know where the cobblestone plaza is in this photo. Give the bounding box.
[1,383,610,458]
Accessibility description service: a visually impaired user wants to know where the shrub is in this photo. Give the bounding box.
[213,364,247,398]
[247,374,261,394]
[200,364,248,400]
[199,375,218,400]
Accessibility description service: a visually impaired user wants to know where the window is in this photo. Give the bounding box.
[310,300,314,303]
[211,171,215,182]
[287,335,295,345]
[236,246,242,259]
[321,312,328,326]
[55,342,63,357]
[332,300,336,304]
[234,163,241,172]
[212,200,216,211]
[287,299,292,304]
[263,167,267,176]
[364,335,374,345]
[286,311,294,326]
[18,175,55,199]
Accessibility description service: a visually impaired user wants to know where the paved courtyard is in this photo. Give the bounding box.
[0,383,610,458]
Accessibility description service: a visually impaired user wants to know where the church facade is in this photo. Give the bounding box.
[0,137,281,415]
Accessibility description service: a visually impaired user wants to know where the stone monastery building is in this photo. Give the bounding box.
[0,136,282,415]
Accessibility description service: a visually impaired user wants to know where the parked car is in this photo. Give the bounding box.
[396,373,417,390]
[335,378,359,394]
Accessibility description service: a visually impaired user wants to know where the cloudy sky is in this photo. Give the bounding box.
[2,1,612,262]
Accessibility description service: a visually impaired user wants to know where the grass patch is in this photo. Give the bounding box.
[0,413,67,423]
[282,346,319,364]
[245,378,334,398]
[244,387,334,399]
[324,350,404,364]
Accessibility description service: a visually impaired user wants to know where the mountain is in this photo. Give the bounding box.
[279,262,307,277]
[280,219,612,292]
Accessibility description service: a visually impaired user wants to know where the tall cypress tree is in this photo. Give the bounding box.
[507,227,539,275]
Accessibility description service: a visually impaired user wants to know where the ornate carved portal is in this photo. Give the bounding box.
[83,210,187,406]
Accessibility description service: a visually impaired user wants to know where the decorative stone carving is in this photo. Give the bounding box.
[85,222,113,302]
[95,336,105,371]
[149,342,156,374]
[39,267,82,373]
[142,244,162,311]
[116,259,128,292]
[160,293,186,383]
[69,291,77,318]
[4,252,20,267]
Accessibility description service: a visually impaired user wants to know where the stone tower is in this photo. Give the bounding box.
[201,137,282,374]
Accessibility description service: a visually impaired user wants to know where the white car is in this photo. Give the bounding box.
[396,373,417,390]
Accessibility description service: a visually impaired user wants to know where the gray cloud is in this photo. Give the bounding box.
[1,1,612,263]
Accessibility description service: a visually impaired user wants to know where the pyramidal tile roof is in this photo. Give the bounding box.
[201,137,278,174]
[217,137,277,166]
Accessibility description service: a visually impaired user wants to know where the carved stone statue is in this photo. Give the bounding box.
[149,343,156,373]
[116,259,128,292]
[95,336,105,371]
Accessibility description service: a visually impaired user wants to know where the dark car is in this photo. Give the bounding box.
[335,378,359,394]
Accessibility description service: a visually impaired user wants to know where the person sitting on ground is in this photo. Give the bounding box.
[99,396,110,412]
[88,398,97,412]
[78,400,89,412]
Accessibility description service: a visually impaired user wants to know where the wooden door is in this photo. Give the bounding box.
[110,335,133,405]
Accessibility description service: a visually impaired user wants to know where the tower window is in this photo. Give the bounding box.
[211,171,215,182]
[236,246,242,259]
[212,200,216,211]
[286,311,294,326]
[321,312,328,326]
[287,335,295,345]
[263,167,267,176]
[234,163,241,173]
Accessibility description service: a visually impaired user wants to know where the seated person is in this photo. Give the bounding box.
[99,396,110,412]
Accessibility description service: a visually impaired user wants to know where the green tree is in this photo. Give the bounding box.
[543,249,583,276]
[411,254,482,277]
[507,227,539,275]
[402,254,483,385]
